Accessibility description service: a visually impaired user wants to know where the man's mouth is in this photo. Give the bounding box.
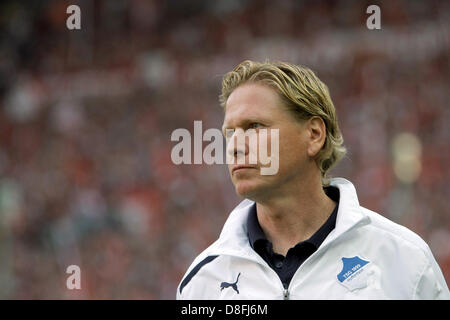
[231,165,257,174]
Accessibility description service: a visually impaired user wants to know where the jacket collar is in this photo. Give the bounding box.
[210,178,370,259]
[321,178,370,247]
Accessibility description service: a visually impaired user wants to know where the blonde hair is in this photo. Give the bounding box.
[219,60,346,186]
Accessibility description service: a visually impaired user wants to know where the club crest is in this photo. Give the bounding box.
[337,256,371,291]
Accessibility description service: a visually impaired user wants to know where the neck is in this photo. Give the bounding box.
[255,172,336,256]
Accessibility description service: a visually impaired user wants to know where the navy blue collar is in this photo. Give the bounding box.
[247,186,340,252]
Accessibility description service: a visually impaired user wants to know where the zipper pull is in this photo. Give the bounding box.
[283,288,289,300]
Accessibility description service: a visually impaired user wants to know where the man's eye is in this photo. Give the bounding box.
[224,129,235,138]
[249,123,263,129]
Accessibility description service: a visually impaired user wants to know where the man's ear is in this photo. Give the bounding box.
[306,116,327,157]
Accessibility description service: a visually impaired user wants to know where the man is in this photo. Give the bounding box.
[176,60,449,299]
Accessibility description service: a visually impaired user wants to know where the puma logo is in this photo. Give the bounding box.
[220,273,241,294]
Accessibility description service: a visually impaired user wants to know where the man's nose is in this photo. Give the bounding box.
[227,129,248,161]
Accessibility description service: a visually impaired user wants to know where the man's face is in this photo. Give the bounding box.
[222,83,311,200]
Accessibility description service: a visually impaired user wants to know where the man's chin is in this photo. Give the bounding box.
[234,182,265,200]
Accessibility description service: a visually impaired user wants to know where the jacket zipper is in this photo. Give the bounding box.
[283,288,289,300]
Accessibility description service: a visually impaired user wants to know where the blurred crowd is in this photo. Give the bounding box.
[0,0,448,299]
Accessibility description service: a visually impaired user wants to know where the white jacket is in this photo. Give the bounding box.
[177,178,449,299]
